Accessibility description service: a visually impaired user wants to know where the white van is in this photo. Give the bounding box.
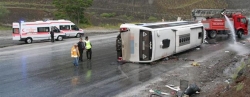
[12,21,66,44]
[48,19,84,37]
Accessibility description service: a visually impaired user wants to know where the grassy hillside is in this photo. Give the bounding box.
[0,0,248,27]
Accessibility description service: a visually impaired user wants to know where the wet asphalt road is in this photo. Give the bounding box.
[0,33,110,48]
[0,33,250,97]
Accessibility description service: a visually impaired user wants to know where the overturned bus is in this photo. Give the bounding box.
[118,21,206,63]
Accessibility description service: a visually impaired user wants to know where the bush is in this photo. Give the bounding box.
[54,11,68,19]
[0,5,10,19]
[78,24,93,28]
[148,16,158,21]
[121,15,134,20]
[100,13,116,18]
[0,25,11,30]
[236,83,244,91]
[90,12,96,15]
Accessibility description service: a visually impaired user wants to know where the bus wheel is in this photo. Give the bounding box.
[76,33,81,38]
[57,36,63,41]
[208,30,217,39]
[237,30,243,39]
[25,38,33,44]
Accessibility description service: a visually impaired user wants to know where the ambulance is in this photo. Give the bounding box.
[12,21,66,44]
[47,19,84,37]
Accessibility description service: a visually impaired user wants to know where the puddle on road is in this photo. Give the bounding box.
[228,43,250,56]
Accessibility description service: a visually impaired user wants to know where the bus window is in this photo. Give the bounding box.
[13,28,19,34]
[71,25,79,30]
[59,25,70,30]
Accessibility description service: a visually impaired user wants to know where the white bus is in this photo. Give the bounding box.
[12,21,65,44]
[120,21,206,63]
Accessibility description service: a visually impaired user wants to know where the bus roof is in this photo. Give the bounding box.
[143,21,198,29]
[121,21,199,29]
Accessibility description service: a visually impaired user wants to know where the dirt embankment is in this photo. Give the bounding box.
[116,42,250,97]
[207,55,250,97]
[0,8,53,24]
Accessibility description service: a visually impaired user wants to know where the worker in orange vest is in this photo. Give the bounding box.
[71,43,80,66]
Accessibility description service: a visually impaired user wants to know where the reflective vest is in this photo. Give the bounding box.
[71,46,79,58]
[85,40,92,49]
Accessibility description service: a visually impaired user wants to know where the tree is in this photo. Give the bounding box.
[53,0,93,24]
[0,5,10,19]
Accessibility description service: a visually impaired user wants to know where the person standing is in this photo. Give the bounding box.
[116,34,122,61]
[85,36,92,60]
[71,44,80,66]
[50,26,55,42]
[77,38,85,62]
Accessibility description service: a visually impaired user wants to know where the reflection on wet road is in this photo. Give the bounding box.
[0,33,250,97]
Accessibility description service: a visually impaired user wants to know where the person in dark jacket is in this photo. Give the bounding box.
[50,27,55,42]
[77,38,85,62]
[116,34,122,60]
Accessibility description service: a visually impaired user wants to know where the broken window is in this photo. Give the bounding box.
[162,39,170,48]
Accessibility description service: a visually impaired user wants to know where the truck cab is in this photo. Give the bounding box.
[232,13,248,38]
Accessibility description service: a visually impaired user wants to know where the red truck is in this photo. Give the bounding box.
[192,9,248,39]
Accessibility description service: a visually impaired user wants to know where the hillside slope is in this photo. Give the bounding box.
[226,0,250,9]
[87,0,227,25]
[0,0,249,26]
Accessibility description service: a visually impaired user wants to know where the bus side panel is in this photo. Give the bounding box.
[175,28,192,53]
[153,29,175,61]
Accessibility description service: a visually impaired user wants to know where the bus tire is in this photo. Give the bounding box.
[25,38,33,44]
[76,33,81,38]
[237,30,243,39]
[208,30,217,39]
[57,35,63,41]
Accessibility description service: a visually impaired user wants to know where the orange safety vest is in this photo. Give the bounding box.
[71,46,79,58]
